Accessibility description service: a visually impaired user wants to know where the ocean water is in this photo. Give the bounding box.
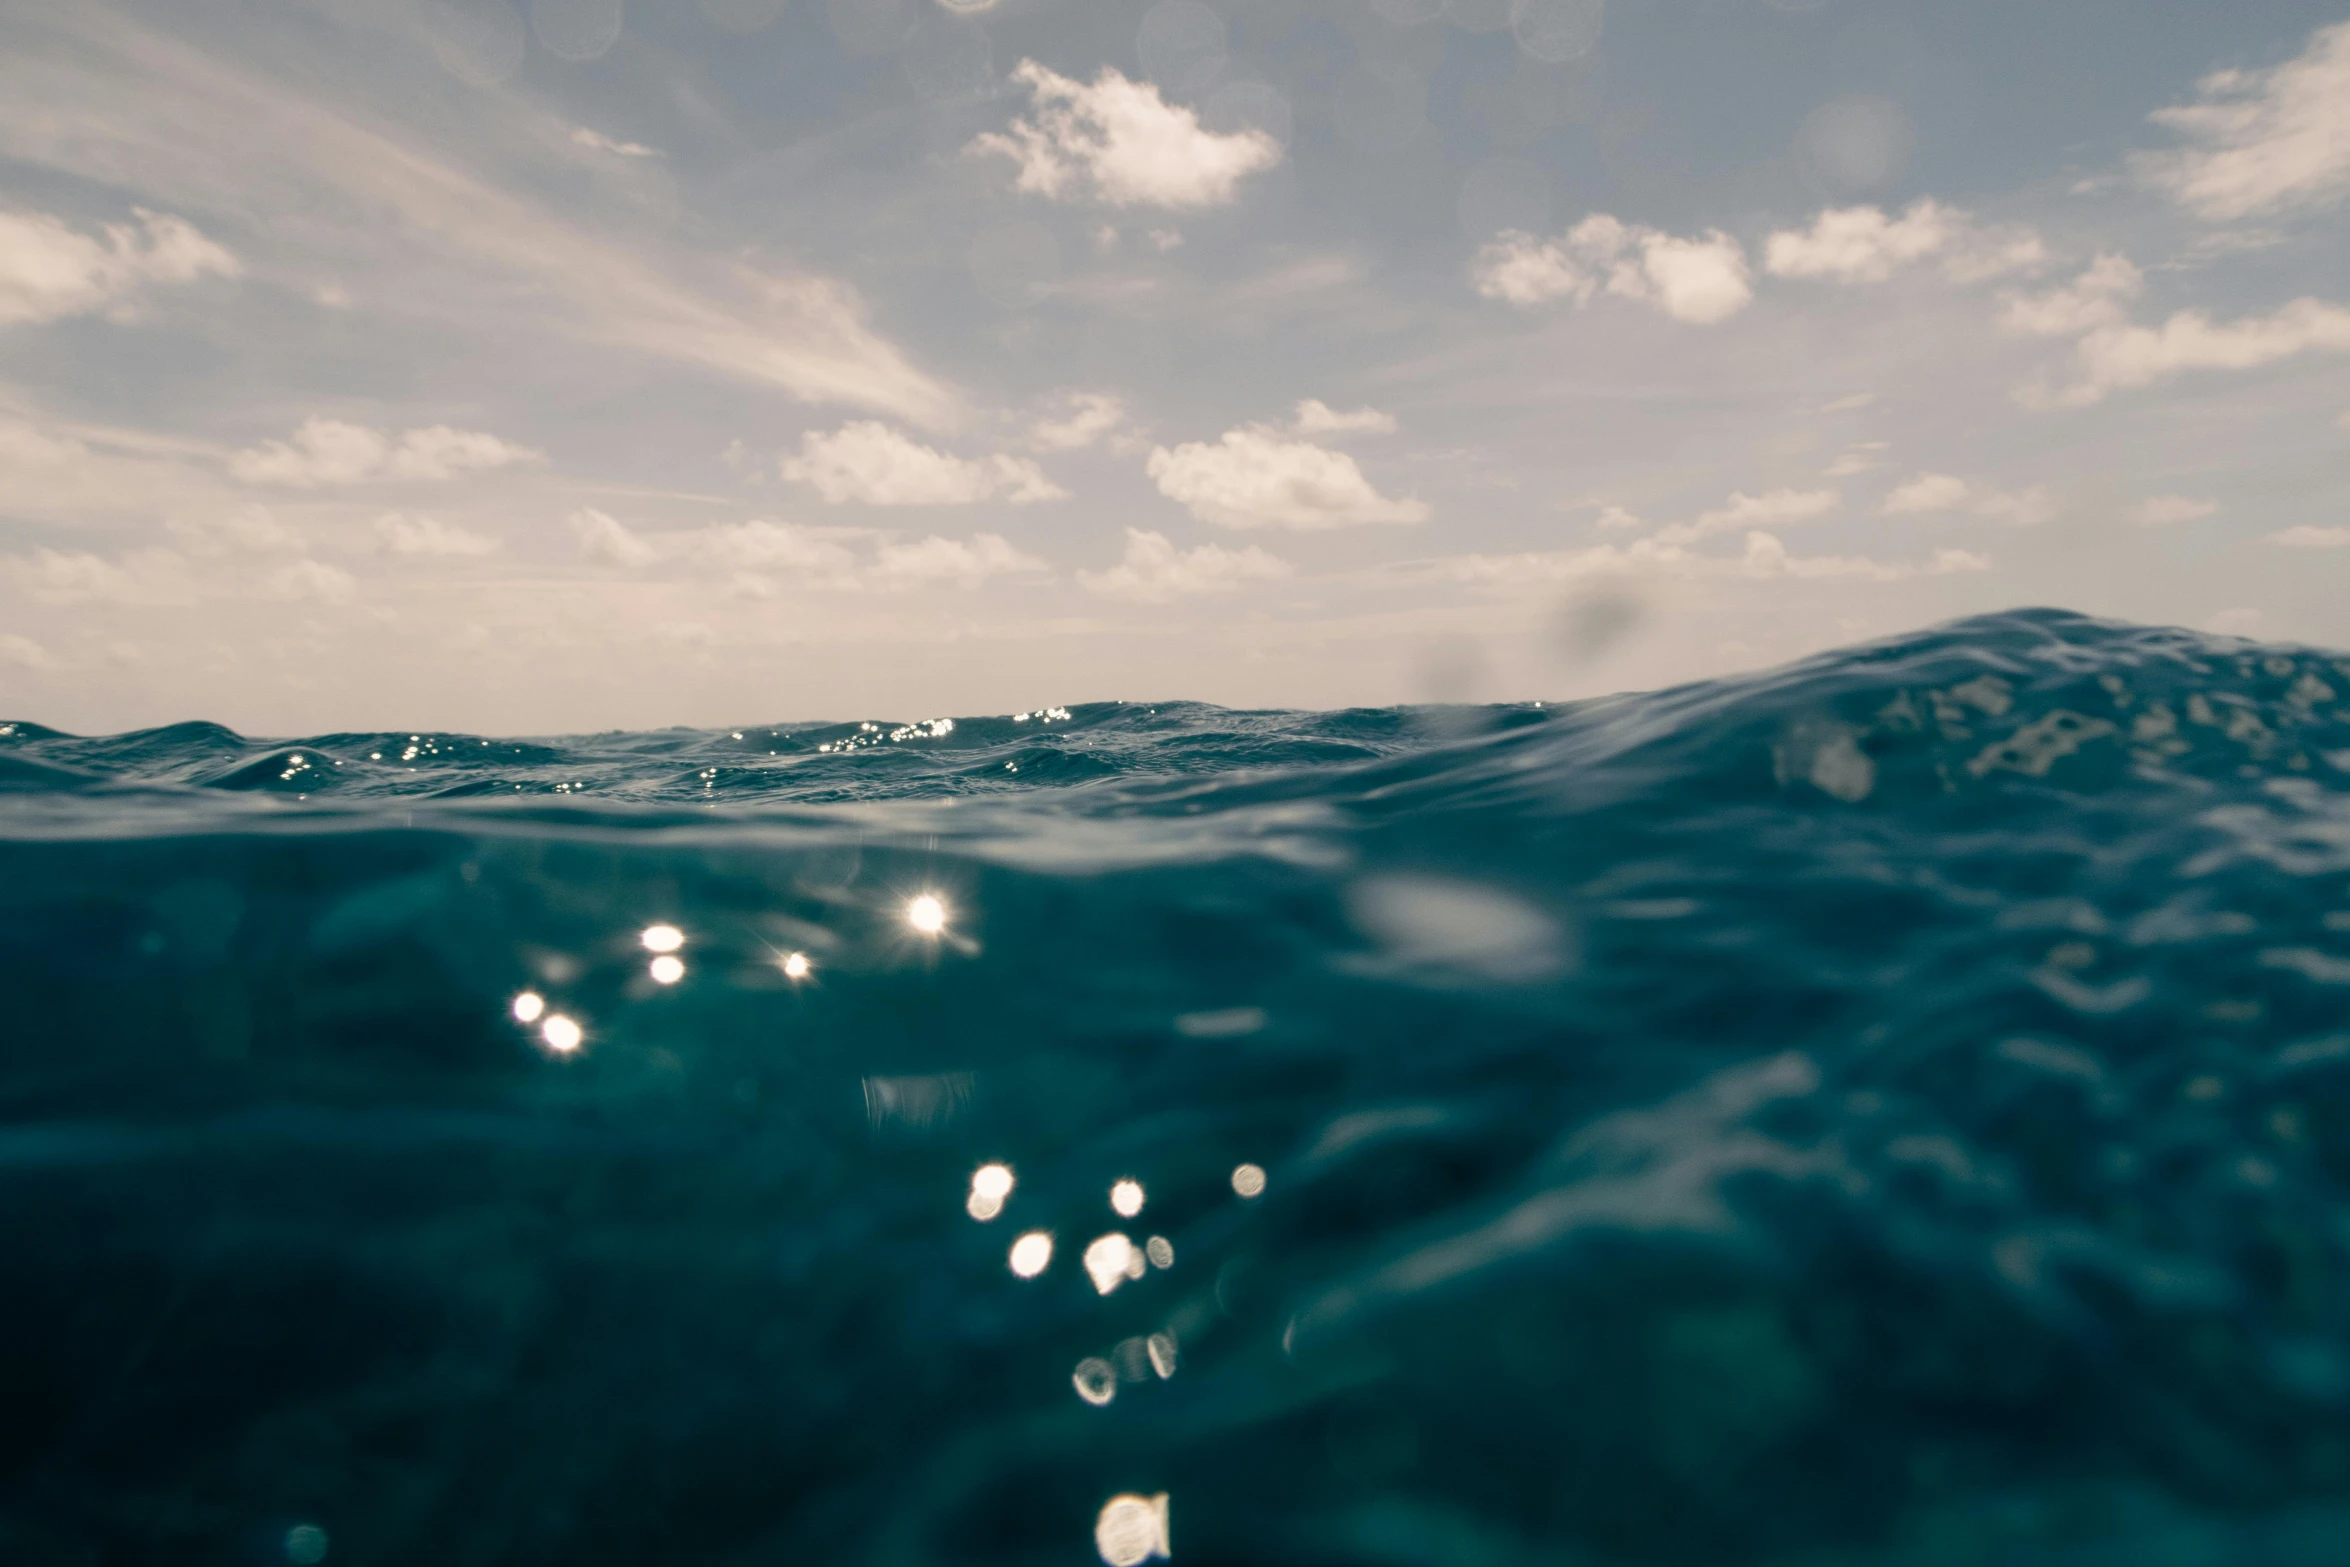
[5,607,2350,1567]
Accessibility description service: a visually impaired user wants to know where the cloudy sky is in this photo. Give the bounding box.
[2,0,2347,734]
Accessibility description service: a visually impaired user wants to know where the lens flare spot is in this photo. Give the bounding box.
[1146,1235,1174,1269]
[1073,1356,1118,1405]
[1232,1163,1267,1198]
[908,894,947,935]
[1009,1230,1054,1277]
[1095,1493,1171,1566]
[511,991,546,1024]
[781,951,812,980]
[1110,1178,1145,1217]
[649,954,685,985]
[641,924,685,953]
[1084,1233,1137,1295]
[541,1015,584,1054]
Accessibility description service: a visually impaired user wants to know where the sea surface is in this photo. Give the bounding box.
[5,608,2350,1567]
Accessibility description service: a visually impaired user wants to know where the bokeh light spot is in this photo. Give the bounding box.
[541,1015,583,1054]
[1110,1178,1145,1217]
[1095,1493,1170,1566]
[908,894,947,935]
[511,991,546,1023]
[648,954,685,985]
[1009,1231,1054,1277]
[641,924,685,953]
[1232,1163,1267,1198]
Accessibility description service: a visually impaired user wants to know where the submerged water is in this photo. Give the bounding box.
[5,608,2350,1566]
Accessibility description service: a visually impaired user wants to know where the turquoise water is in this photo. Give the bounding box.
[4,608,2350,1565]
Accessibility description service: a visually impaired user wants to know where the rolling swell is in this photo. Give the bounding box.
[2,608,2349,1564]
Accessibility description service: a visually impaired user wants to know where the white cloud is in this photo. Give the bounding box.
[263,558,356,603]
[1880,473,2053,526]
[0,419,91,468]
[871,533,1049,587]
[5,547,192,605]
[1077,528,1292,601]
[1765,201,1951,283]
[165,505,305,554]
[2269,525,2350,549]
[2133,495,2218,527]
[1293,399,1397,437]
[1473,216,1754,324]
[1406,528,1984,587]
[2140,20,2350,220]
[2045,297,2350,406]
[571,507,661,567]
[376,513,500,556]
[1029,392,1131,452]
[571,126,658,158]
[1593,504,1643,529]
[1146,426,1428,530]
[0,632,54,670]
[0,10,950,423]
[1823,442,1889,478]
[1999,255,2143,337]
[229,419,540,486]
[780,421,1066,505]
[1653,488,1840,545]
[0,205,237,326]
[968,61,1282,210]
[697,518,861,577]
[1764,200,2045,286]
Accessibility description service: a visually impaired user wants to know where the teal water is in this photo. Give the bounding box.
[4,608,2350,1566]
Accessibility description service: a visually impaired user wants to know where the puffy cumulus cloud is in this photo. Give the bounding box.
[263,558,357,603]
[1999,255,2144,337]
[1404,530,1984,587]
[1880,473,2054,526]
[375,513,500,556]
[1593,504,1644,529]
[2035,297,2350,407]
[2133,495,2218,527]
[0,205,237,326]
[1077,527,1291,601]
[2269,525,2350,549]
[1292,399,1397,437]
[1029,391,1132,452]
[571,506,661,567]
[1146,426,1429,530]
[871,533,1049,588]
[1823,442,1889,479]
[780,421,1066,505]
[1652,488,1840,545]
[968,62,1281,209]
[4,546,193,605]
[165,506,305,554]
[1474,216,1753,325]
[229,419,540,486]
[697,518,861,577]
[2140,21,2350,221]
[1763,200,2044,285]
[1741,531,1990,581]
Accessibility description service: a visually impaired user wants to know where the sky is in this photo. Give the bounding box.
[1,0,2347,735]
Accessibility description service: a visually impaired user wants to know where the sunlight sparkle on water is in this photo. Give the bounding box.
[968,1162,1015,1221]
[1095,1493,1170,1566]
[511,991,545,1023]
[1232,1163,1267,1198]
[1009,1231,1054,1277]
[649,955,685,985]
[541,1015,583,1054]
[1110,1179,1145,1218]
[781,951,811,980]
[907,894,947,935]
[640,924,685,953]
[1084,1233,1138,1295]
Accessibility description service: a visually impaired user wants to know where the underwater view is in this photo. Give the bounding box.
[5,608,2350,1564]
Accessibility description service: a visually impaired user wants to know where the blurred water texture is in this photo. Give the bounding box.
[4,608,2350,1564]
